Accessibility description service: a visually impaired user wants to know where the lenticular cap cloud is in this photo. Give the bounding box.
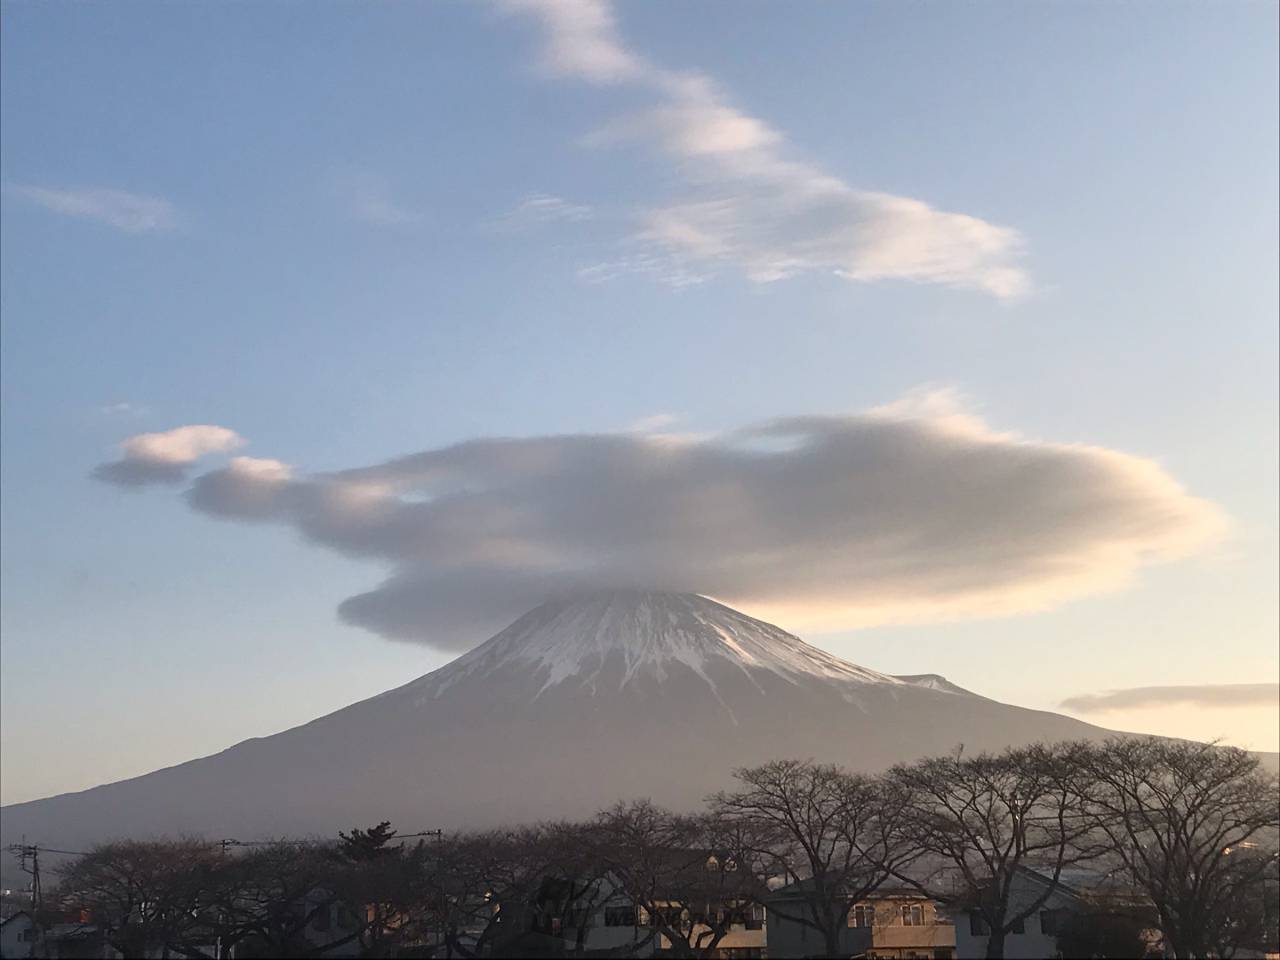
[177,395,1225,651]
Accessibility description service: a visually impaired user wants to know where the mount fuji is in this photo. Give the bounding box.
[1,592,1138,855]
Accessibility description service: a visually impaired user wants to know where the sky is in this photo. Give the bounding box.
[1,0,1277,806]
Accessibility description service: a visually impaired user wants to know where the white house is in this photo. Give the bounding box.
[0,913,36,959]
[951,868,1085,960]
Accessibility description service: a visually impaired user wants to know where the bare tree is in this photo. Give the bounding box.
[1079,738,1280,959]
[708,760,911,958]
[889,742,1104,959]
[526,820,616,955]
[206,841,365,959]
[55,838,221,959]
[422,825,574,958]
[1053,893,1157,960]
[1210,846,1280,959]
[592,800,765,959]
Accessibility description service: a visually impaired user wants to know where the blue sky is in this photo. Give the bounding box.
[2,0,1277,805]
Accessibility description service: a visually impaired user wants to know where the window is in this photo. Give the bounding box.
[849,903,876,928]
[969,912,990,936]
[1039,910,1061,936]
[653,905,685,928]
[902,903,924,926]
[605,903,637,925]
[706,855,719,870]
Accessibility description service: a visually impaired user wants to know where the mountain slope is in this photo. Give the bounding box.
[0,592,1170,859]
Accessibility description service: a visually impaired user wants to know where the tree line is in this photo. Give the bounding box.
[32,737,1280,960]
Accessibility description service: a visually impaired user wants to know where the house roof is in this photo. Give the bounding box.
[597,846,768,896]
[0,911,32,926]
[767,860,1087,907]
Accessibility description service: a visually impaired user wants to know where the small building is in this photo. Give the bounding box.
[765,864,1089,960]
[509,852,768,958]
[848,886,957,959]
[1,912,37,959]
[0,912,115,960]
[762,880,874,959]
[227,888,363,958]
[32,923,113,960]
[950,868,1084,960]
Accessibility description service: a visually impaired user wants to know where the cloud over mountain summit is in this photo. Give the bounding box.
[97,395,1225,652]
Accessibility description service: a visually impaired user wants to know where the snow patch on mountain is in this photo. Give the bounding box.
[892,674,979,697]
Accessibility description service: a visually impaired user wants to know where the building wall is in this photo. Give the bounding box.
[952,879,1080,960]
[0,915,36,959]
[765,900,872,959]
[953,910,1057,960]
[855,895,957,958]
[580,907,658,958]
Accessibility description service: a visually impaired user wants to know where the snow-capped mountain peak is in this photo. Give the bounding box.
[415,590,899,698]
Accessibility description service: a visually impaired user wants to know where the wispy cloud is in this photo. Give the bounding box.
[335,174,418,227]
[503,192,593,228]
[93,425,245,488]
[105,392,1225,650]
[1061,684,1279,713]
[7,184,176,233]
[98,401,148,417]
[577,251,708,289]
[502,0,1028,298]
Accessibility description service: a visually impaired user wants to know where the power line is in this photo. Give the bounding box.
[5,844,89,858]
[7,829,446,866]
[11,831,442,855]
[219,829,444,850]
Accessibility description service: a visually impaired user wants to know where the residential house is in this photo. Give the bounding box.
[766,864,1088,960]
[846,886,956,960]
[762,880,874,959]
[0,911,116,960]
[941,866,1086,960]
[226,888,364,958]
[25,922,113,960]
[508,851,768,958]
[0,912,36,959]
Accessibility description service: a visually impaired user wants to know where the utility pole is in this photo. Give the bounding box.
[6,843,41,960]
[214,840,239,960]
[428,830,446,960]
[382,830,445,957]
